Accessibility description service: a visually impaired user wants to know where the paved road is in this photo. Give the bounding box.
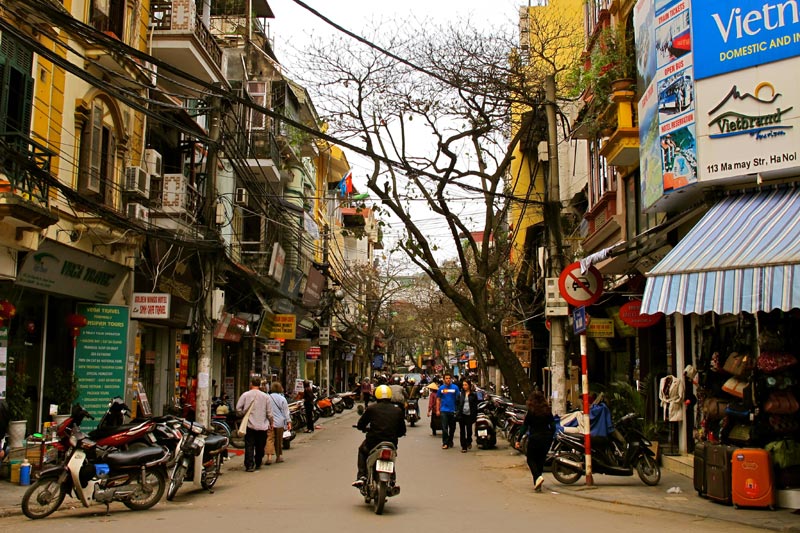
[0,402,776,532]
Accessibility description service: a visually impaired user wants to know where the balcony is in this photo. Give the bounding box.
[150,0,227,90]
[600,87,640,167]
[0,133,59,230]
[245,130,282,183]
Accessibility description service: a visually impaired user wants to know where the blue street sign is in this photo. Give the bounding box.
[573,306,587,335]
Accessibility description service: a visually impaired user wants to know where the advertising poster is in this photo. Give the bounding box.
[637,0,698,211]
[695,60,800,182]
[74,304,129,428]
[692,0,800,80]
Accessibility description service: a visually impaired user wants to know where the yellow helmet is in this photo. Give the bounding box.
[374,385,392,400]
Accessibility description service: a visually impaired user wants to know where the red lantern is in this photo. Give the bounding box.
[66,313,88,348]
[0,300,16,327]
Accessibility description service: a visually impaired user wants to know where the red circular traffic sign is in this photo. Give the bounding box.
[558,262,603,307]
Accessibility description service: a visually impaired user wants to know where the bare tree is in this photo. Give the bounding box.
[297,13,582,402]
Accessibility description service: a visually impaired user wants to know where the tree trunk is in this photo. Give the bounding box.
[485,328,531,403]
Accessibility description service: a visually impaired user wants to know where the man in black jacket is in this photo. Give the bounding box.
[352,384,406,487]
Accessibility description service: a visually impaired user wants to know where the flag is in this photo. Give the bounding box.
[339,170,352,197]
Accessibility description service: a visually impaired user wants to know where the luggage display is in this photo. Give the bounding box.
[705,443,738,504]
[693,441,707,496]
[731,448,776,509]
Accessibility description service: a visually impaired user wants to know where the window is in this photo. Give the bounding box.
[0,34,34,136]
[78,99,118,204]
[247,81,268,131]
[587,137,611,207]
[91,0,125,40]
[624,170,659,241]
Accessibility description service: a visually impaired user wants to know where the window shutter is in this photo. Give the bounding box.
[247,81,267,130]
[0,58,8,134]
[79,100,103,195]
[104,129,116,205]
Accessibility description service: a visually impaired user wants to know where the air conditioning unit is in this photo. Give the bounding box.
[125,166,150,198]
[126,202,150,223]
[144,148,162,177]
[235,187,249,205]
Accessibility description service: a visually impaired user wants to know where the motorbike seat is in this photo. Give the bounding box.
[204,433,228,451]
[104,446,166,469]
[89,422,148,440]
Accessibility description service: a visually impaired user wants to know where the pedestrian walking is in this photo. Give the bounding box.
[265,382,291,464]
[236,377,274,472]
[303,380,315,433]
[360,378,373,407]
[516,390,555,491]
[427,382,440,436]
[437,374,460,449]
[456,380,478,452]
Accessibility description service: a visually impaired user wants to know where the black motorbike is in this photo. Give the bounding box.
[475,401,497,449]
[405,399,420,427]
[166,419,229,500]
[551,412,661,486]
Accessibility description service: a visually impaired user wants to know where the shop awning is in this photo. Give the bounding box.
[641,186,800,315]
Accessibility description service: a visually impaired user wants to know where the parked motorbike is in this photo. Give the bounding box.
[316,391,335,418]
[551,410,661,486]
[353,427,400,515]
[85,397,159,450]
[166,419,228,500]
[405,399,420,427]
[22,405,169,519]
[475,402,497,449]
[339,391,357,410]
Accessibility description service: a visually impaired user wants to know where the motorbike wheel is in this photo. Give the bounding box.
[124,467,167,510]
[635,454,661,486]
[343,398,354,409]
[552,454,583,485]
[166,462,187,501]
[333,402,344,414]
[201,454,222,490]
[409,418,416,427]
[374,480,388,515]
[313,410,321,422]
[321,406,334,418]
[22,478,67,519]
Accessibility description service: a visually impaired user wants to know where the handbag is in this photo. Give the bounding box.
[764,391,799,415]
[722,352,754,378]
[703,397,729,419]
[757,351,798,373]
[769,415,800,434]
[282,429,292,439]
[726,422,756,445]
[765,439,800,469]
[237,401,255,438]
[721,376,748,399]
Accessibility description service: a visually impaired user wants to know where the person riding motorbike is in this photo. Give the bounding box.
[352,385,406,487]
[389,377,407,407]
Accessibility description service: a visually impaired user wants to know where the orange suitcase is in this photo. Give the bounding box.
[731,448,775,509]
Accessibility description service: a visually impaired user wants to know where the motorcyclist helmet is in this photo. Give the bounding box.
[374,384,392,400]
[408,378,415,384]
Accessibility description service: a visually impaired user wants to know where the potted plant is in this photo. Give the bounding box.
[6,373,32,449]
[45,368,80,424]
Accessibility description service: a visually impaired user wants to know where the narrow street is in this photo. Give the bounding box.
[1,402,775,532]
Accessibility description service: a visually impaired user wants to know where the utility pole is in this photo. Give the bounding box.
[545,74,567,415]
[196,94,222,428]
[321,228,331,395]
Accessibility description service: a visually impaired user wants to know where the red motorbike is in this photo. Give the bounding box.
[55,398,158,450]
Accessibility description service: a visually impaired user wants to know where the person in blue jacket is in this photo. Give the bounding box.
[437,374,460,449]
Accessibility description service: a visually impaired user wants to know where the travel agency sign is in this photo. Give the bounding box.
[692,0,800,183]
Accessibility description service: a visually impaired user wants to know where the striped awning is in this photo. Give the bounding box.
[641,187,800,315]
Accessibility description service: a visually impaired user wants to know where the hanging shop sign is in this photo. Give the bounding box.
[213,312,248,342]
[306,346,321,360]
[619,301,663,328]
[270,314,296,339]
[302,267,324,307]
[131,293,171,319]
[17,240,127,302]
[319,326,330,346]
[587,318,615,338]
[74,303,129,429]
[268,243,286,283]
[265,339,282,353]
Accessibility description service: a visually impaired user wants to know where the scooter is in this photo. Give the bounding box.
[475,402,496,449]
[405,399,420,427]
[166,419,228,500]
[551,410,661,486]
[22,405,169,519]
[353,436,400,514]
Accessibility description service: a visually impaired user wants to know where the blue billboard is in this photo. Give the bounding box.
[693,1,800,80]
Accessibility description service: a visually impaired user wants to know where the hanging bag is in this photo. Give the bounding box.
[764,391,799,415]
[722,352,754,378]
[237,400,255,438]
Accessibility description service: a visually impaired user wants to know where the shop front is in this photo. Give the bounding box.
[641,186,800,502]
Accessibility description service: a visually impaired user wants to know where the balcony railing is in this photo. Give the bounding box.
[151,0,223,70]
[0,132,53,208]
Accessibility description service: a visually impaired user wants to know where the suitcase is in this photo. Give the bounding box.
[693,441,707,496]
[706,443,738,504]
[731,448,776,509]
